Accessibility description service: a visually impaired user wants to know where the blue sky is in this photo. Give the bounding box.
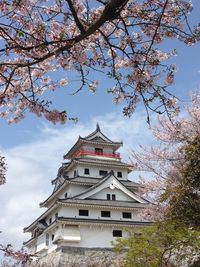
[0,1,200,259]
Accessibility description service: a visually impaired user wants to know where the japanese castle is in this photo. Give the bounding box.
[24,124,149,256]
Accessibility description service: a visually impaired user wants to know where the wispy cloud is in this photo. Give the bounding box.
[0,111,155,249]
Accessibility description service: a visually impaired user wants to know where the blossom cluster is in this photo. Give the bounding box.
[0,244,31,266]
[0,0,199,124]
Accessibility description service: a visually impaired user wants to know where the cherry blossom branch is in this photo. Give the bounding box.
[0,0,199,126]
[0,244,32,265]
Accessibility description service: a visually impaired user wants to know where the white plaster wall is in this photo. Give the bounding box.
[47,183,89,207]
[47,229,58,253]
[72,164,128,180]
[45,184,70,208]
[76,225,128,248]
[35,229,58,254]
[59,206,141,221]
[46,207,61,225]
[54,225,126,248]
[36,234,46,252]
[67,184,89,197]
[89,188,135,202]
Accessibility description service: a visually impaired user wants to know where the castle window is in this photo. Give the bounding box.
[113,230,122,237]
[55,212,58,219]
[46,233,49,246]
[95,148,103,155]
[117,171,122,178]
[107,194,111,200]
[84,168,90,175]
[106,194,116,200]
[112,194,116,200]
[101,211,111,217]
[122,212,132,219]
[99,170,107,176]
[74,170,77,177]
[79,209,89,216]
[49,218,52,224]
[65,192,68,198]
[52,234,54,241]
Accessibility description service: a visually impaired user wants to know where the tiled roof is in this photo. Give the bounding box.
[69,176,140,187]
[40,175,141,208]
[58,216,151,226]
[58,198,149,209]
[68,171,147,203]
[74,158,133,169]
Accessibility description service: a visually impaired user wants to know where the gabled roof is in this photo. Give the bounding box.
[84,123,115,143]
[40,175,141,208]
[64,124,122,159]
[72,171,147,204]
[69,176,140,188]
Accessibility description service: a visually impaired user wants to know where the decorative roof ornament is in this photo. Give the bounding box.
[96,123,100,131]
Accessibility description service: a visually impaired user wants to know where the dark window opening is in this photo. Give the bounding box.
[117,171,122,178]
[74,170,77,177]
[46,233,49,246]
[95,148,103,155]
[55,212,58,219]
[84,168,90,175]
[52,234,54,241]
[99,170,108,176]
[101,211,111,217]
[112,194,116,200]
[49,218,52,224]
[65,192,68,198]
[122,212,132,218]
[107,194,111,200]
[113,230,122,237]
[79,209,89,216]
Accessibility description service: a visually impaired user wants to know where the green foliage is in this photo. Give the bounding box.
[114,224,200,267]
[162,135,200,229]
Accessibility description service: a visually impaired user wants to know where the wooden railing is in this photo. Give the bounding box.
[74,150,120,159]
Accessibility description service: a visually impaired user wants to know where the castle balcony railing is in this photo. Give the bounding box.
[74,150,120,159]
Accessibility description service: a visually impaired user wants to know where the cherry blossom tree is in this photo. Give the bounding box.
[0,1,200,264]
[130,91,200,226]
[0,0,199,182]
[0,244,31,266]
[113,92,200,267]
[0,0,199,125]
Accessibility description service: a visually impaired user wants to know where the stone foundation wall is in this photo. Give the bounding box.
[29,247,125,267]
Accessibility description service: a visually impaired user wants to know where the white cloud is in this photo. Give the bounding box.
[0,111,155,251]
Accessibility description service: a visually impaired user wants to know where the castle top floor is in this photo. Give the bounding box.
[64,124,123,161]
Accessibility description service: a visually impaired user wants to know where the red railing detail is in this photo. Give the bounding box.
[74,150,120,159]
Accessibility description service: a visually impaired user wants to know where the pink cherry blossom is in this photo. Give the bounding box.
[130,91,200,220]
[0,0,198,125]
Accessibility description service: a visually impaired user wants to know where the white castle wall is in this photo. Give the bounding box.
[67,164,128,180]
[66,184,88,198]
[59,225,128,248]
[36,225,130,253]
[59,206,141,221]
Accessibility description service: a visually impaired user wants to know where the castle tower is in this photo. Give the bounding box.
[24,124,149,259]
